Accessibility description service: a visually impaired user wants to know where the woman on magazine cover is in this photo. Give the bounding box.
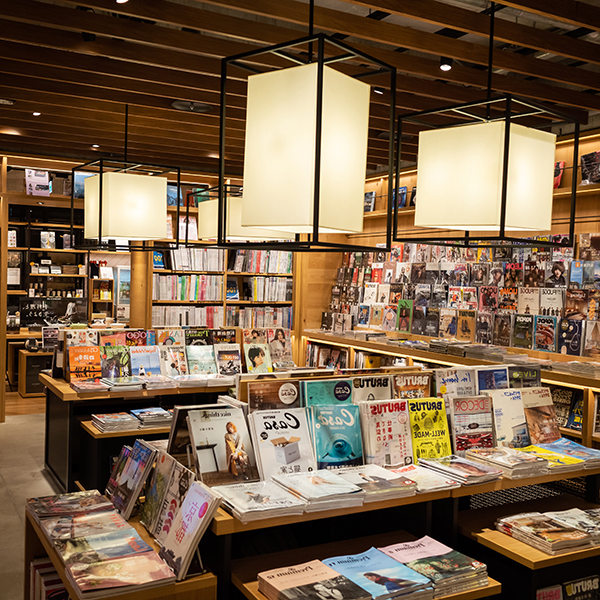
[225,422,249,480]
[248,346,269,374]
[269,328,287,360]
[364,573,414,593]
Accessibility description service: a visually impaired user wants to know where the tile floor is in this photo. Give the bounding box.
[0,414,58,600]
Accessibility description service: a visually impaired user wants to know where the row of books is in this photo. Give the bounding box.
[152,304,225,327]
[497,508,600,555]
[228,248,293,274]
[257,536,488,600]
[225,305,294,329]
[92,408,173,432]
[226,275,294,302]
[152,273,223,301]
[165,245,225,272]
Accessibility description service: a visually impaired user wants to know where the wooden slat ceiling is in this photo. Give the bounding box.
[0,0,598,177]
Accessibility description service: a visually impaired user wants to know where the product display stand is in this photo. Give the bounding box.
[40,373,230,493]
[23,510,217,600]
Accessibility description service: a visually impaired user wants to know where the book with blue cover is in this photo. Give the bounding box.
[323,547,431,600]
[310,404,363,469]
[302,379,354,407]
[475,366,509,394]
[539,438,600,465]
[557,318,584,356]
[129,345,162,377]
[534,315,557,352]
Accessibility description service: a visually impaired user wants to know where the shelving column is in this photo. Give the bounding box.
[130,242,152,328]
[0,156,8,422]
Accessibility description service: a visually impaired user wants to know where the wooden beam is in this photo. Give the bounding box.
[337,0,600,66]
[498,0,600,31]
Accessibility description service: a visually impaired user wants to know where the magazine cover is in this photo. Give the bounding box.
[424,308,440,337]
[470,263,489,286]
[498,287,518,313]
[310,404,363,469]
[460,287,478,310]
[155,329,185,346]
[447,286,462,309]
[323,547,431,598]
[491,313,511,346]
[518,287,540,315]
[540,288,564,317]
[243,328,268,345]
[562,575,600,600]
[486,389,530,448]
[431,284,448,308]
[439,308,457,337]
[589,290,600,320]
[184,328,211,345]
[523,261,544,287]
[258,560,369,600]
[69,346,102,380]
[476,366,509,394]
[159,347,188,377]
[244,343,273,374]
[521,387,561,445]
[583,319,600,357]
[449,395,494,454]
[488,263,505,287]
[381,305,398,332]
[356,305,370,328]
[410,307,426,335]
[570,260,584,288]
[266,328,294,364]
[392,373,432,399]
[350,375,394,403]
[247,379,301,411]
[407,398,452,462]
[125,330,147,347]
[557,319,584,356]
[564,289,589,320]
[41,510,130,541]
[508,365,541,388]
[208,328,237,345]
[249,408,316,479]
[504,263,523,287]
[456,309,476,342]
[186,345,217,375]
[98,330,127,347]
[476,312,494,344]
[159,481,221,580]
[478,286,498,312]
[534,315,557,352]
[335,464,417,496]
[389,283,403,304]
[100,346,131,378]
[302,379,354,406]
[212,343,242,376]
[545,261,568,288]
[511,314,534,349]
[129,346,161,377]
[414,284,431,307]
[271,470,363,501]
[396,300,413,333]
[359,400,413,467]
[540,438,600,463]
[141,451,175,535]
[379,536,486,583]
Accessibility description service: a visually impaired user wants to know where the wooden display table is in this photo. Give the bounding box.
[18,349,53,397]
[229,529,501,600]
[24,510,217,600]
[40,373,230,493]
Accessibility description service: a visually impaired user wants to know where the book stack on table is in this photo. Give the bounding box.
[91,412,140,433]
[130,407,173,429]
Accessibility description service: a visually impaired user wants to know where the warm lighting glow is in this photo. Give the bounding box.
[0,127,21,136]
[84,172,167,240]
[440,57,453,71]
[241,62,370,234]
[198,197,289,241]
[32,112,41,117]
[414,121,556,231]
[92,144,100,148]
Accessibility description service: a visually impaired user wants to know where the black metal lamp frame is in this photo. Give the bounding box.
[218,33,397,253]
[393,94,580,249]
[69,158,185,252]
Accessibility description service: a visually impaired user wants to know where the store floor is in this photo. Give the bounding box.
[1,395,57,600]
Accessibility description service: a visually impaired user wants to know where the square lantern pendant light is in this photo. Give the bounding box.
[217,33,397,252]
[70,159,183,252]
[393,95,580,250]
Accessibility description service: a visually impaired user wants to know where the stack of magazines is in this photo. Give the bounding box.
[465,447,549,479]
[496,512,593,554]
[100,376,144,391]
[130,407,173,429]
[334,464,417,502]
[418,456,503,486]
[380,536,489,597]
[27,490,114,525]
[390,464,460,493]
[258,559,371,600]
[517,446,585,472]
[91,412,140,433]
[544,508,600,543]
[213,481,306,523]
[538,438,600,469]
[139,375,177,390]
[272,470,365,512]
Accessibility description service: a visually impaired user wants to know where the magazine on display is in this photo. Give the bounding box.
[184,329,211,346]
[359,399,413,468]
[249,408,316,480]
[212,343,242,376]
[521,387,561,445]
[302,379,354,406]
[41,510,130,541]
[141,451,176,536]
[186,345,218,375]
[407,398,452,462]
[485,389,530,448]
[392,372,432,399]
[557,319,585,356]
[534,315,557,352]
[448,395,494,455]
[334,464,417,501]
[244,343,274,374]
[247,379,302,411]
[507,365,541,388]
[390,464,460,493]
[350,375,394,403]
[475,366,509,394]
[310,404,363,469]
[465,447,548,479]
[100,346,131,378]
[187,406,259,486]
[129,346,162,377]
[540,288,564,317]
[418,455,502,485]
[511,314,534,350]
[159,347,188,377]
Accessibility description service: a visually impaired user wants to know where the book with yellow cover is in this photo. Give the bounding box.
[518,445,585,472]
[408,398,452,462]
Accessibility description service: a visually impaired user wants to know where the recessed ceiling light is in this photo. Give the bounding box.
[33,112,41,116]
[171,100,212,113]
[37,201,44,205]
[116,0,129,3]
[92,144,100,148]
[373,87,384,95]
[440,57,453,72]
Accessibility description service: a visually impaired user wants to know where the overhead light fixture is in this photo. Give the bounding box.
[373,87,384,95]
[32,112,41,117]
[116,0,129,3]
[92,144,100,148]
[439,57,453,71]
[171,100,212,113]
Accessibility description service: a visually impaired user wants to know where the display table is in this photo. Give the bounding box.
[24,510,217,600]
[40,373,230,493]
[18,349,53,397]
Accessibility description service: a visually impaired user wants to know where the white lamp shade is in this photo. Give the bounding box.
[84,172,167,240]
[241,62,370,234]
[414,121,556,231]
[197,197,290,241]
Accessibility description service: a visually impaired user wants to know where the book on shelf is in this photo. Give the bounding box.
[447,394,494,455]
[187,406,259,486]
[407,398,452,462]
[389,463,460,493]
[465,447,548,479]
[521,387,561,445]
[27,490,113,522]
[100,346,131,378]
[158,481,221,581]
[418,455,502,485]
[485,388,530,448]
[334,464,417,501]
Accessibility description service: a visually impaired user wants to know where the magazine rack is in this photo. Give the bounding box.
[24,510,217,600]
